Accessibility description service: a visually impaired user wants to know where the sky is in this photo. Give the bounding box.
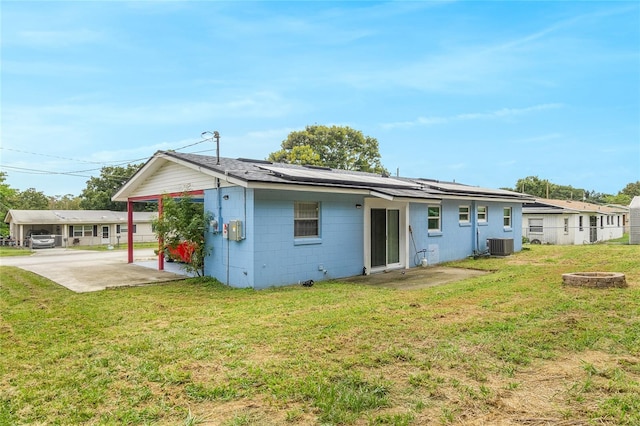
[1,1,639,198]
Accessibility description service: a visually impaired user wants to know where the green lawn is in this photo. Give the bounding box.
[0,247,32,257]
[1,244,638,425]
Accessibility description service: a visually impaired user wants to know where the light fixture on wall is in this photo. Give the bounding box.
[355,204,362,209]
[223,195,229,200]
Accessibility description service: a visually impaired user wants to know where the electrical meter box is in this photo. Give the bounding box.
[228,220,243,241]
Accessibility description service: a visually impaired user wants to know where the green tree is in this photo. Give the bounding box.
[13,188,49,210]
[604,181,640,206]
[514,176,552,197]
[0,172,18,236]
[268,125,387,173]
[603,193,632,206]
[80,164,144,211]
[152,194,212,277]
[513,176,595,201]
[49,194,82,210]
[620,181,640,198]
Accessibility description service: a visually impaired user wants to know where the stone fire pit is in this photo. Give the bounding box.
[562,272,627,288]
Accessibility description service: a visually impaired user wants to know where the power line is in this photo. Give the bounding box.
[0,165,93,178]
[0,147,109,164]
[0,137,215,178]
[173,138,208,151]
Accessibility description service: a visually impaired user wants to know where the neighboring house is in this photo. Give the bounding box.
[113,151,532,289]
[3,210,157,247]
[522,198,627,245]
[630,196,640,245]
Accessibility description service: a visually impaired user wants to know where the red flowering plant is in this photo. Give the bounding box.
[152,193,212,277]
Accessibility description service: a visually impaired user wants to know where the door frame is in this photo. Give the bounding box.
[364,198,409,274]
[101,225,110,245]
[589,215,598,243]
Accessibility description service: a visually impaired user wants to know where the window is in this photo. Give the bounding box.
[428,206,441,231]
[116,224,137,234]
[503,207,512,228]
[528,218,543,233]
[477,206,487,223]
[72,225,94,237]
[564,218,569,234]
[579,216,584,231]
[458,206,470,223]
[600,216,604,229]
[294,202,319,238]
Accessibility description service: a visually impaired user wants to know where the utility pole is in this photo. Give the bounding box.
[201,131,221,164]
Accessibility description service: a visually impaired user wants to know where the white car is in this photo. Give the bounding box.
[30,235,56,249]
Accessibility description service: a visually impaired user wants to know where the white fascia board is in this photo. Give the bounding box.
[113,155,166,201]
[369,191,394,201]
[163,155,249,188]
[439,195,532,203]
[217,172,249,188]
[366,192,441,203]
[246,181,371,195]
[393,197,441,204]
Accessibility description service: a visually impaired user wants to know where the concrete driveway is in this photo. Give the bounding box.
[0,248,190,293]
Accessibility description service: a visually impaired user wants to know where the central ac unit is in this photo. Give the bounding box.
[487,238,514,256]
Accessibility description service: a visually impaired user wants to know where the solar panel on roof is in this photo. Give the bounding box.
[259,165,420,188]
[237,158,272,164]
[421,181,520,196]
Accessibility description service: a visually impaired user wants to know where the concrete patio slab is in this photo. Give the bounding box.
[0,248,189,293]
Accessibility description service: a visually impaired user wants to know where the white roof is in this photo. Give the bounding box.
[5,210,156,225]
[523,198,626,215]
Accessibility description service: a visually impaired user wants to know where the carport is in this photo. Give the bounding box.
[0,248,190,293]
[112,150,215,273]
[123,190,204,272]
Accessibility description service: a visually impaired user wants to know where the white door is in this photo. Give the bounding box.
[370,208,400,268]
[101,226,110,244]
[365,199,407,273]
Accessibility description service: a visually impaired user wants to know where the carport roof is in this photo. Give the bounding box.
[4,210,157,225]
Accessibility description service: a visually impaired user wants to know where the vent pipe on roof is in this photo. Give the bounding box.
[201,131,221,164]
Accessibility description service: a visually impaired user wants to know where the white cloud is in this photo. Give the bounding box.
[2,60,105,76]
[381,103,563,129]
[3,91,293,131]
[15,29,106,48]
[511,133,563,144]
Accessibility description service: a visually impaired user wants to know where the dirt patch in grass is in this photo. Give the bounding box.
[468,350,640,425]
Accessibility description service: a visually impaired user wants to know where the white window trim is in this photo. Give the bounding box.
[72,225,94,237]
[528,218,543,234]
[294,201,320,238]
[458,205,470,223]
[503,207,512,229]
[428,205,441,232]
[477,206,488,223]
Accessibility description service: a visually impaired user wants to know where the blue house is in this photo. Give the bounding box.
[114,151,531,289]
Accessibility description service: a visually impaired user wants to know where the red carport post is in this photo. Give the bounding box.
[127,200,134,263]
[158,197,164,271]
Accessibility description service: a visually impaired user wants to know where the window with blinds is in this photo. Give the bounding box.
[294,202,319,238]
